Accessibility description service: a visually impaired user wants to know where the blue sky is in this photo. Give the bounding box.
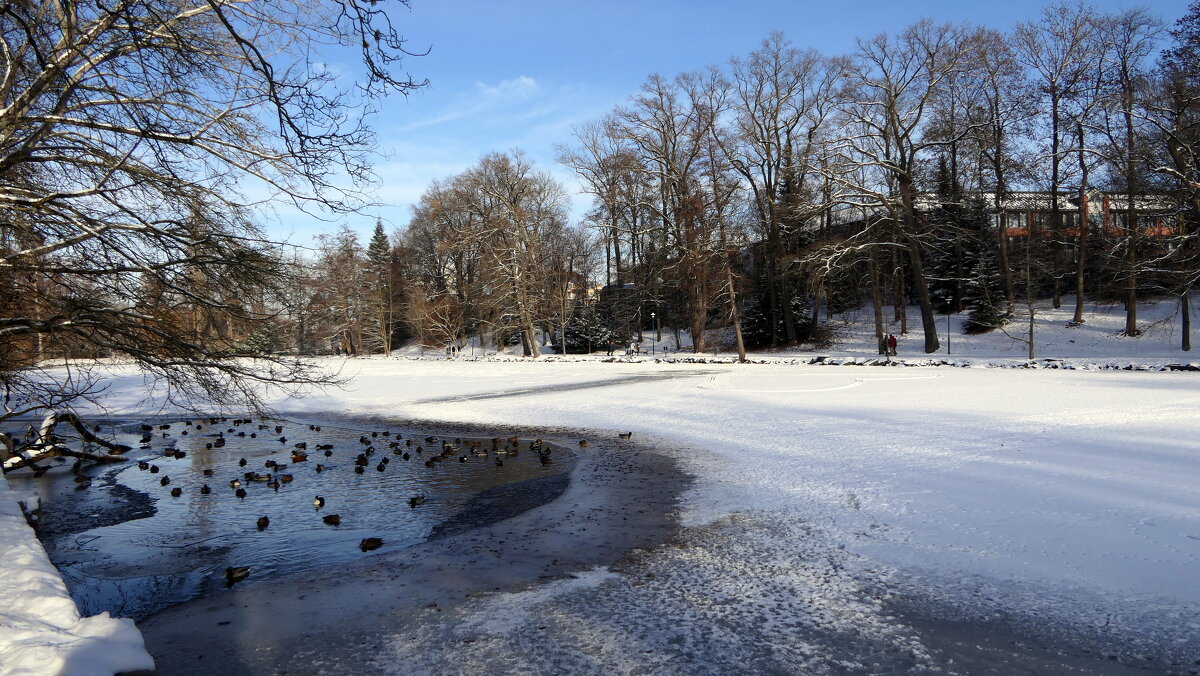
[270,0,1190,246]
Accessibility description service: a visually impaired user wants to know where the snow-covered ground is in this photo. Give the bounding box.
[3,297,1199,673]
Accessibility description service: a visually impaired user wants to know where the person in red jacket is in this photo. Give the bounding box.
[887,333,897,356]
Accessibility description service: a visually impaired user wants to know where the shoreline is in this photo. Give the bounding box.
[136,419,692,674]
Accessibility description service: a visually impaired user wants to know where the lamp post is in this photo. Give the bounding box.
[650,313,656,355]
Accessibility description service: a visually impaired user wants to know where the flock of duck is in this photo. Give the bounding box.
[121,416,576,588]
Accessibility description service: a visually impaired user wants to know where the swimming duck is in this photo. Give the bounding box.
[291,452,308,463]
[315,464,324,473]
[200,484,211,494]
[619,432,632,439]
[224,566,250,586]
[149,465,160,473]
[203,468,215,476]
[280,474,293,483]
[313,496,325,509]
[359,537,383,552]
[235,487,247,499]
[138,461,150,470]
[408,495,426,509]
[239,458,247,467]
[354,465,365,474]
[257,516,269,530]
[160,476,171,486]
[230,479,242,489]
[170,487,182,497]
[322,513,341,526]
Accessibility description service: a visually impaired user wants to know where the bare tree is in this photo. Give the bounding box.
[1,0,424,462]
[830,20,975,353]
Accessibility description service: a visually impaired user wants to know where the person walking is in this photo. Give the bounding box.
[887,333,897,356]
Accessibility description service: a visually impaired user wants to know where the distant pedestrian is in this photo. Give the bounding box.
[887,333,897,356]
[878,334,888,355]
[606,340,614,356]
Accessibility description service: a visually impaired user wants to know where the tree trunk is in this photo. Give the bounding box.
[906,239,941,353]
[725,258,747,363]
[1183,289,1192,352]
[870,249,884,344]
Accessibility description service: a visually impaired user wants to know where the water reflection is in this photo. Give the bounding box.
[6,416,573,620]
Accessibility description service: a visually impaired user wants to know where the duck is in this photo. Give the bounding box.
[618,432,632,439]
[265,460,277,468]
[359,537,384,552]
[203,468,215,476]
[235,487,247,499]
[324,450,333,457]
[291,451,308,463]
[280,474,293,483]
[224,566,250,586]
[149,464,160,473]
[230,479,242,489]
[376,462,386,472]
[174,450,187,459]
[160,476,171,486]
[408,495,426,509]
[579,440,589,448]
[322,513,341,526]
[170,487,182,497]
[315,464,324,473]
[293,442,307,450]
[138,461,150,471]
[257,516,269,530]
[278,436,287,443]
[200,484,211,494]
[354,465,365,474]
[316,443,333,451]
[313,496,325,509]
[239,458,247,467]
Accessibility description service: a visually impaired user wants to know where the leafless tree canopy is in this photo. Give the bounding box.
[1,0,425,419]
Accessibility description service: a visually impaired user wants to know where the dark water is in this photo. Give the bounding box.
[6,415,572,621]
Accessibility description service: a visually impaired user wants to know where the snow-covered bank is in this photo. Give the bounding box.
[0,480,154,676]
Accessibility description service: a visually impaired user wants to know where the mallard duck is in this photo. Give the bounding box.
[200,484,211,494]
[257,516,269,530]
[315,464,324,473]
[235,487,247,499]
[293,442,307,450]
[239,458,247,466]
[170,487,182,497]
[408,495,426,509]
[322,513,341,526]
[224,566,250,585]
[160,476,171,486]
[203,468,215,476]
[354,465,365,474]
[138,461,150,470]
[359,537,383,552]
[149,464,160,473]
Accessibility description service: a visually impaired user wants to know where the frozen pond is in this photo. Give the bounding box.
[6,415,573,620]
